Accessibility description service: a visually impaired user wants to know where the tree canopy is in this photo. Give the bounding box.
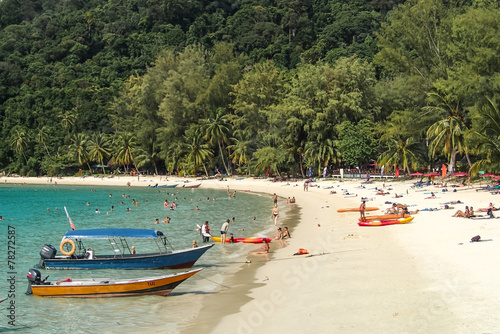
[1,0,500,177]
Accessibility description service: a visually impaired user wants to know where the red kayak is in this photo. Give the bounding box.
[211,236,272,243]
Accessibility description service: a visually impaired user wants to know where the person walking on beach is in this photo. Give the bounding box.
[220,219,230,244]
[271,204,279,225]
[360,201,366,221]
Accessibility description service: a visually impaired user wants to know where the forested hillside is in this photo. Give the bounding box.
[1,0,499,177]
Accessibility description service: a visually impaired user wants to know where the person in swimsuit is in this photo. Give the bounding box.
[271,204,279,225]
[274,227,283,240]
[220,219,230,244]
[249,239,270,254]
[360,201,366,221]
[453,206,469,217]
[283,227,291,238]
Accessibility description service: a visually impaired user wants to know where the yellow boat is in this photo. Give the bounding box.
[26,268,201,298]
[358,216,414,226]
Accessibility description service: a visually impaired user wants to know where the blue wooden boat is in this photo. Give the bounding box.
[38,229,213,270]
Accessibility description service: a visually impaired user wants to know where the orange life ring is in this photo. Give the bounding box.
[60,239,76,256]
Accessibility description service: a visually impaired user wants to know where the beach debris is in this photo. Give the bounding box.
[471,235,481,242]
[293,248,309,255]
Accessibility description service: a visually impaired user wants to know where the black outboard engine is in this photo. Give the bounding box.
[38,244,57,268]
[26,269,42,295]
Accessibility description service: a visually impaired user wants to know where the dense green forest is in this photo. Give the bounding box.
[1,0,499,177]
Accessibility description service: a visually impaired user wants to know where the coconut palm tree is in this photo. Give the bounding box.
[468,97,500,175]
[88,132,111,174]
[114,132,138,173]
[10,128,29,163]
[69,133,92,172]
[424,93,470,175]
[201,109,231,175]
[36,126,52,158]
[135,139,161,176]
[183,134,213,176]
[59,110,77,132]
[229,130,253,175]
[378,137,420,175]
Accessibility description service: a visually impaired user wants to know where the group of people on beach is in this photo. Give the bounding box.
[453,202,496,218]
[274,227,291,240]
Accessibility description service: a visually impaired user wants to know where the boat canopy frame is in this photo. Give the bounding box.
[61,229,174,258]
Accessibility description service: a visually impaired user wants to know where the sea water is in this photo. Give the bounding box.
[0,184,279,333]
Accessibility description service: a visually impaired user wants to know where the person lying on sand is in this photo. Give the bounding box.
[425,192,436,199]
[476,203,498,212]
[443,200,462,204]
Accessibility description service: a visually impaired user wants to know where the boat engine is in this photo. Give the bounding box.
[38,244,56,268]
[26,269,42,295]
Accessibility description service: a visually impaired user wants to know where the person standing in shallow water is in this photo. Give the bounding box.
[220,219,230,244]
[271,204,279,225]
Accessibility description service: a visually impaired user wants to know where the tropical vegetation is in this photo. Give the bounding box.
[1,0,500,177]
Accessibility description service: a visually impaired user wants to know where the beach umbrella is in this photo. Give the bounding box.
[452,172,469,177]
[424,172,440,177]
[482,173,497,177]
[410,172,424,176]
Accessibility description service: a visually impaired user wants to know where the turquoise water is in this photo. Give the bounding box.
[0,184,276,333]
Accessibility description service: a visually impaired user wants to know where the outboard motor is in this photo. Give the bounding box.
[38,244,56,268]
[26,269,42,295]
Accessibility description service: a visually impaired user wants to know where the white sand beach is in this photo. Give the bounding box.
[3,175,500,333]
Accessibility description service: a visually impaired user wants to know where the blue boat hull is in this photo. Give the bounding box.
[43,244,213,270]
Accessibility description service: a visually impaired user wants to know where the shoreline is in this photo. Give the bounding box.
[4,175,500,332]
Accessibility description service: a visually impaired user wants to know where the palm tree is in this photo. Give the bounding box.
[114,132,138,173]
[201,109,231,175]
[59,110,77,132]
[229,131,253,175]
[88,132,111,174]
[36,126,52,158]
[69,133,92,172]
[183,135,213,176]
[10,128,29,163]
[378,137,420,175]
[424,93,470,175]
[468,97,500,175]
